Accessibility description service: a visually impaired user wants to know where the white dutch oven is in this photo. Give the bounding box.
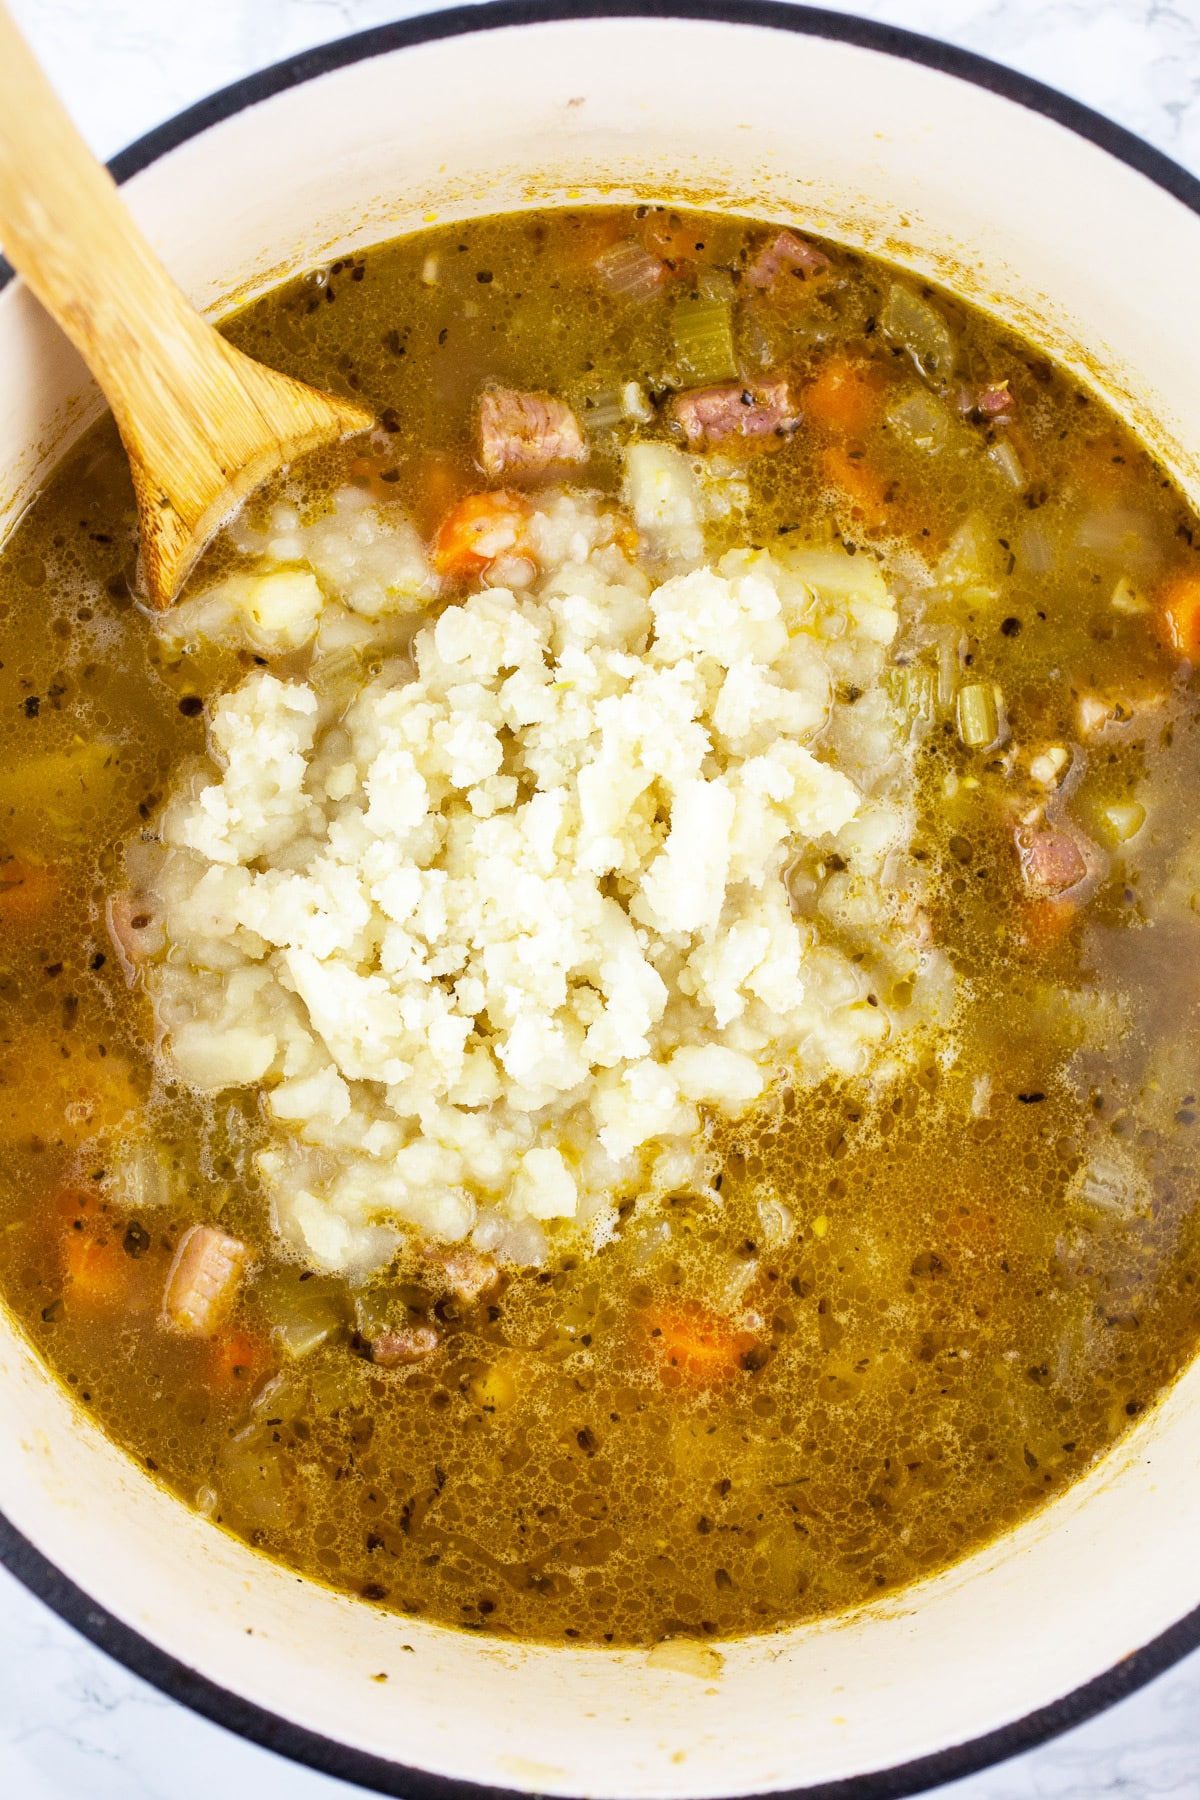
[4,5,1200,1795]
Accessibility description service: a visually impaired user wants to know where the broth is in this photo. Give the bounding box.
[1,207,1200,1646]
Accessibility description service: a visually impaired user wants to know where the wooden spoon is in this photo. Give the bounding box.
[0,4,375,608]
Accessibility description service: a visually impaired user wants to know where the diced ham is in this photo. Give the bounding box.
[163,1224,247,1336]
[106,892,165,983]
[744,230,829,289]
[1016,823,1105,901]
[977,382,1014,417]
[370,1324,439,1368]
[956,381,1015,421]
[670,377,799,450]
[478,387,588,481]
[425,1245,501,1307]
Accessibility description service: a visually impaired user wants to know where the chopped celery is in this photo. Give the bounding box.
[881,284,956,383]
[310,645,362,698]
[260,1270,350,1359]
[673,285,738,384]
[218,1429,291,1528]
[106,1140,176,1212]
[887,662,937,722]
[306,1357,362,1415]
[956,681,1000,749]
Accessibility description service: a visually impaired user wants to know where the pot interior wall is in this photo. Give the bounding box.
[2,15,1200,1797]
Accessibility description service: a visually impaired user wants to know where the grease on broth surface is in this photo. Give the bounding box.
[1,207,1200,1646]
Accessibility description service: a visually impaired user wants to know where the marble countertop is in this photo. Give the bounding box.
[4,0,1200,1794]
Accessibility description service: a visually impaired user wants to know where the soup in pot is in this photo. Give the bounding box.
[1,207,1200,1646]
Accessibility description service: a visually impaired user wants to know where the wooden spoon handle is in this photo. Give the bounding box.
[0,3,373,606]
[0,4,232,475]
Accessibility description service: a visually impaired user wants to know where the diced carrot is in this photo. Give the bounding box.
[413,456,466,540]
[1157,570,1200,660]
[640,211,707,273]
[1070,433,1134,501]
[804,357,883,437]
[0,1039,142,1149]
[209,1328,272,1395]
[570,212,629,269]
[0,856,58,926]
[64,1227,132,1309]
[432,489,531,580]
[821,445,890,525]
[643,1305,760,1389]
[1020,897,1077,951]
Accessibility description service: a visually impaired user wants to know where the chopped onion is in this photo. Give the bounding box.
[584,389,625,432]
[886,387,952,451]
[936,514,1000,604]
[987,439,1025,490]
[1073,1151,1146,1219]
[1076,506,1161,577]
[881,283,956,383]
[1016,519,1054,576]
[1101,800,1146,844]
[1110,575,1150,614]
[595,239,666,299]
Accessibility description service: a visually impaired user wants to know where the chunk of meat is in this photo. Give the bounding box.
[1016,823,1104,900]
[424,1244,501,1306]
[106,891,165,982]
[670,377,799,450]
[432,489,530,580]
[976,381,1014,417]
[370,1324,439,1368]
[163,1224,247,1336]
[477,387,588,481]
[954,380,1016,422]
[743,230,829,289]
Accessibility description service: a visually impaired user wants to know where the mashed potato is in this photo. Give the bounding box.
[140,448,947,1274]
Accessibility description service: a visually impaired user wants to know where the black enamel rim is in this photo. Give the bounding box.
[4,3,1200,1795]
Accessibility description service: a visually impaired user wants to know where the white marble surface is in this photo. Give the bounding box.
[4,0,1200,1794]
